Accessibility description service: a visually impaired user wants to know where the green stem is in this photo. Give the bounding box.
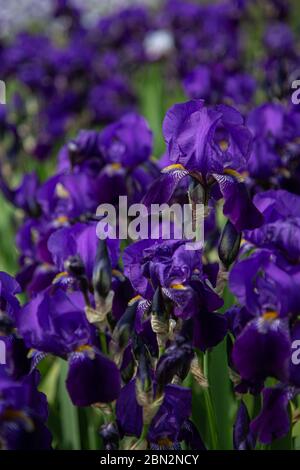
[100,331,108,355]
[203,353,219,450]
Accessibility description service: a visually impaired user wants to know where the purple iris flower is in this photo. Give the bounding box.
[124,238,226,351]
[262,22,297,102]
[48,221,132,322]
[264,23,295,58]
[223,73,257,107]
[0,273,32,380]
[99,113,152,167]
[48,222,119,280]
[14,112,159,294]
[147,385,192,447]
[143,100,263,231]
[244,189,300,261]
[228,245,300,392]
[88,78,136,124]
[124,238,222,316]
[57,114,159,205]
[232,314,290,385]
[116,379,192,448]
[228,189,300,396]
[37,173,99,220]
[183,65,212,101]
[184,66,256,107]
[229,249,300,318]
[17,287,121,406]
[57,130,104,173]
[95,113,159,204]
[0,272,21,322]
[13,172,106,294]
[247,103,285,179]
[96,5,151,53]
[164,0,241,77]
[250,387,291,444]
[0,369,52,449]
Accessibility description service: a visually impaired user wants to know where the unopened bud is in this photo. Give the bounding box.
[155,339,194,395]
[151,288,169,351]
[133,336,153,396]
[112,300,139,351]
[92,240,112,300]
[218,220,241,269]
[65,255,90,305]
[152,288,167,320]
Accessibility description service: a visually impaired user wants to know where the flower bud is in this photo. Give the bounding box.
[151,288,169,351]
[218,220,241,269]
[65,255,90,305]
[112,299,139,350]
[152,287,168,321]
[92,240,112,300]
[188,179,206,205]
[133,335,153,396]
[155,338,194,395]
[121,355,135,384]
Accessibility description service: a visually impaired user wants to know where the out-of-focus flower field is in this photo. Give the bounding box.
[1,0,300,451]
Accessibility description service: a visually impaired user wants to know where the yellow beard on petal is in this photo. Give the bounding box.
[157,437,173,447]
[128,295,142,305]
[223,168,245,182]
[170,283,186,290]
[162,163,186,173]
[262,311,279,321]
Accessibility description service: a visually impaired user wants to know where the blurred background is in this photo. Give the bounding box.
[0,1,300,449]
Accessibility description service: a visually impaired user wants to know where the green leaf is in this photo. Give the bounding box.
[184,374,210,449]
[58,359,81,450]
[39,358,61,406]
[207,341,237,450]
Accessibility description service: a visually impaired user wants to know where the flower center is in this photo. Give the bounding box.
[76,344,94,353]
[54,215,69,225]
[262,311,279,321]
[52,271,69,284]
[219,140,229,151]
[170,283,186,290]
[55,183,70,199]
[110,163,122,170]
[128,295,142,305]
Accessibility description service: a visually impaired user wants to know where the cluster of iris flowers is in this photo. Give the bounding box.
[0,0,300,451]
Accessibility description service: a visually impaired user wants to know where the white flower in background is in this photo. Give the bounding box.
[144,30,175,61]
[0,81,6,105]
